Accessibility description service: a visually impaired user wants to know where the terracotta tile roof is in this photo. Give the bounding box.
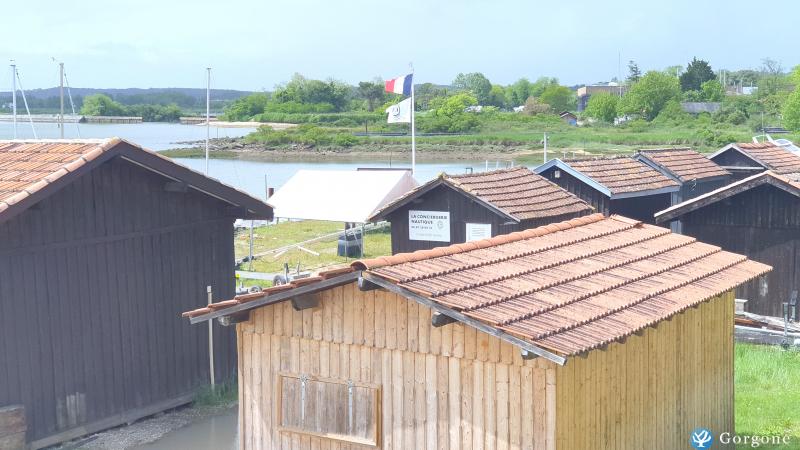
[637,148,730,182]
[560,156,680,195]
[0,138,272,221]
[721,143,800,174]
[370,167,592,222]
[0,139,119,209]
[354,213,769,357]
[181,266,357,318]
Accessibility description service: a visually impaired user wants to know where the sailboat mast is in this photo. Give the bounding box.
[205,67,211,175]
[59,62,64,139]
[10,62,16,139]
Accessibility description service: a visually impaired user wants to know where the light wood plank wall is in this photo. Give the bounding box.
[237,282,557,450]
[238,282,734,450]
[555,291,735,450]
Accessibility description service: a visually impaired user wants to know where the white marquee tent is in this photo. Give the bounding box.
[267,169,418,223]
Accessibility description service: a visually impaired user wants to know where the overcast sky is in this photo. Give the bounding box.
[3,0,798,91]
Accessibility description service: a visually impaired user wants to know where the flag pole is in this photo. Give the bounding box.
[410,63,416,177]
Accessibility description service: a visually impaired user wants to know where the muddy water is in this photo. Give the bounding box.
[131,409,238,450]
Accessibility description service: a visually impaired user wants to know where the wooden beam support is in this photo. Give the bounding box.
[431,312,457,327]
[358,276,382,292]
[164,181,189,192]
[291,293,320,311]
[217,311,250,326]
[362,272,567,365]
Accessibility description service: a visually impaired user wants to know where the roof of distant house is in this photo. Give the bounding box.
[635,147,730,182]
[188,214,769,364]
[369,166,593,223]
[0,138,272,223]
[710,142,800,174]
[535,156,680,198]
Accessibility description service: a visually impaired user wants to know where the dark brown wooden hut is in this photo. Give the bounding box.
[656,170,800,317]
[535,156,680,223]
[708,142,800,180]
[0,138,272,448]
[368,167,593,254]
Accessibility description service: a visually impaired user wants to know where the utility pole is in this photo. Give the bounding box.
[59,62,64,139]
[10,61,16,139]
[205,67,211,175]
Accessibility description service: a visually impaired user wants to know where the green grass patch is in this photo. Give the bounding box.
[234,220,391,275]
[736,343,800,444]
[159,148,239,159]
[193,382,238,407]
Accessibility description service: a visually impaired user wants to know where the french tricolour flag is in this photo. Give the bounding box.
[385,74,413,96]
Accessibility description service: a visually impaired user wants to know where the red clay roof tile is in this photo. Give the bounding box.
[725,143,800,174]
[561,156,680,194]
[358,214,770,357]
[638,148,730,181]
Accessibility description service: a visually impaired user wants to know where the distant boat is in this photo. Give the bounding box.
[753,134,800,155]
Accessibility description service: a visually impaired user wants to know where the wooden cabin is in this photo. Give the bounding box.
[709,142,800,181]
[656,170,800,317]
[535,156,680,223]
[634,147,731,202]
[367,167,593,254]
[186,213,769,450]
[0,138,272,449]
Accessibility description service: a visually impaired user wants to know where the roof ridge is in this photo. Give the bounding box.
[352,213,609,271]
[446,166,527,179]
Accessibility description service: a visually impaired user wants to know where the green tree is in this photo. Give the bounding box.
[420,92,480,132]
[452,72,492,105]
[529,77,559,98]
[80,94,126,116]
[584,92,619,123]
[664,65,683,78]
[522,96,551,115]
[507,78,532,106]
[273,74,351,111]
[414,83,448,110]
[700,80,725,102]
[539,85,575,112]
[619,71,681,120]
[357,80,387,112]
[679,58,715,92]
[784,89,800,132]
[627,60,642,83]
[486,85,507,108]
[791,65,800,85]
[221,92,269,121]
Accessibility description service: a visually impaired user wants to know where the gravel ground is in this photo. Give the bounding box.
[49,401,237,450]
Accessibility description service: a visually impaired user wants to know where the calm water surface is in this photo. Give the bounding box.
[130,409,238,450]
[0,121,254,150]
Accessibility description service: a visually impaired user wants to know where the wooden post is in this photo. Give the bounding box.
[0,405,26,450]
[207,286,215,390]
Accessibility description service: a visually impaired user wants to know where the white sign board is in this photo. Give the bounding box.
[409,210,450,242]
[466,223,492,242]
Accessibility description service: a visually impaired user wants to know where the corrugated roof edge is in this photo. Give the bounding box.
[351,212,608,270]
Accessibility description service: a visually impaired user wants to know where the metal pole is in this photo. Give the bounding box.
[361,223,365,258]
[59,62,64,139]
[543,132,548,163]
[205,67,211,175]
[207,285,215,390]
[249,220,254,271]
[410,63,416,177]
[10,62,16,139]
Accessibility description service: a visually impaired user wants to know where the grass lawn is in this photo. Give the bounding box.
[736,343,800,448]
[234,220,391,285]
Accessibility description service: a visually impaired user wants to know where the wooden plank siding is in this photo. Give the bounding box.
[238,283,735,450]
[0,157,237,446]
[384,184,587,255]
[555,291,735,450]
[679,184,800,317]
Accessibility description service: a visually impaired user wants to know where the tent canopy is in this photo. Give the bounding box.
[267,169,419,223]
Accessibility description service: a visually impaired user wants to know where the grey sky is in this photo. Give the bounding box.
[4,0,798,90]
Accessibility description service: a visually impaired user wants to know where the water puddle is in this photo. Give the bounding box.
[130,409,237,450]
